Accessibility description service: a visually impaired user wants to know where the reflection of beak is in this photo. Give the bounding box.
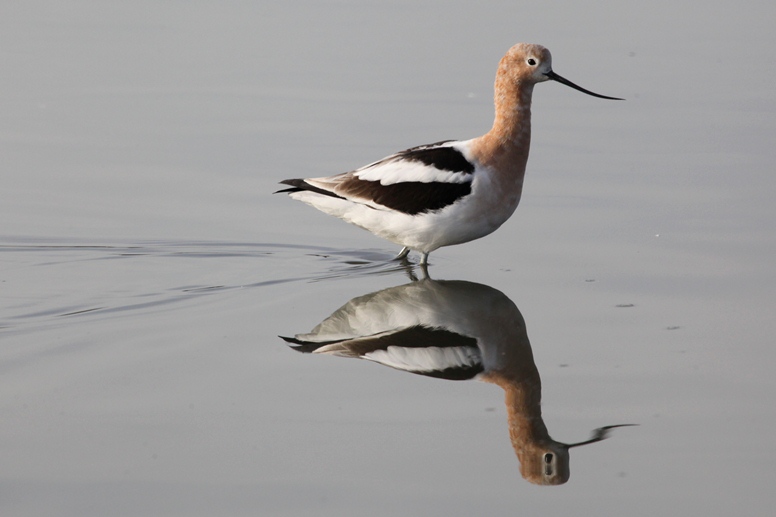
[566,424,638,448]
[544,70,624,100]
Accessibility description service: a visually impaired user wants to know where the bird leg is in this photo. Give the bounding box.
[394,247,411,260]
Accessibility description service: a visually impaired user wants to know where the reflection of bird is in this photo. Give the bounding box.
[276,43,621,265]
[281,279,634,485]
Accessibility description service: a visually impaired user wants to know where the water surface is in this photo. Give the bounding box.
[2,1,775,515]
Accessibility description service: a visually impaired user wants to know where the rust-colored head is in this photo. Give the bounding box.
[497,43,555,86]
[498,43,623,100]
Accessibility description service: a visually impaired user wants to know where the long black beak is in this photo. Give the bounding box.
[545,70,624,100]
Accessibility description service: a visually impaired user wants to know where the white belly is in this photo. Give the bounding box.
[289,169,522,253]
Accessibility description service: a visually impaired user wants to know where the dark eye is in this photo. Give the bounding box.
[543,453,554,475]
[527,58,537,66]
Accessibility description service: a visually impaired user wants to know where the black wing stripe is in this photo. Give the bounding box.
[339,177,472,215]
[413,364,484,381]
[348,324,478,352]
[397,145,475,174]
[281,325,477,355]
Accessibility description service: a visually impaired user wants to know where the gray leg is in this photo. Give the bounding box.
[419,252,429,265]
[394,247,411,260]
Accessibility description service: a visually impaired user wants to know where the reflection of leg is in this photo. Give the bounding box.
[394,246,410,260]
[403,261,429,282]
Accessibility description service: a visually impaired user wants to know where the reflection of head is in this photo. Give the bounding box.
[511,421,637,485]
[518,443,570,486]
[281,278,633,486]
[484,362,574,485]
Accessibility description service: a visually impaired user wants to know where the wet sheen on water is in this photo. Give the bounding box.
[2,1,776,516]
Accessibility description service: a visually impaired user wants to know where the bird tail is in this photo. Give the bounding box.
[274,179,346,200]
[273,178,306,194]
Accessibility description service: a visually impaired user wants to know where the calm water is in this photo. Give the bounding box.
[2,1,775,515]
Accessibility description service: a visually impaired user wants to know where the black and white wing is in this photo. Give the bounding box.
[282,324,484,381]
[278,140,477,215]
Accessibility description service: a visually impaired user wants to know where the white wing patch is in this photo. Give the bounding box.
[364,345,481,373]
[354,159,473,185]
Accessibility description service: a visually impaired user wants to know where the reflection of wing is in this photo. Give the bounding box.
[278,141,476,216]
[282,324,483,381]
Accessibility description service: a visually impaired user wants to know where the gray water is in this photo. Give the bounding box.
[2,1,775,515]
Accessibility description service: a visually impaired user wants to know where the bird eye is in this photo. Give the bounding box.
[527,58,537,66]
[543,453,554,475]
